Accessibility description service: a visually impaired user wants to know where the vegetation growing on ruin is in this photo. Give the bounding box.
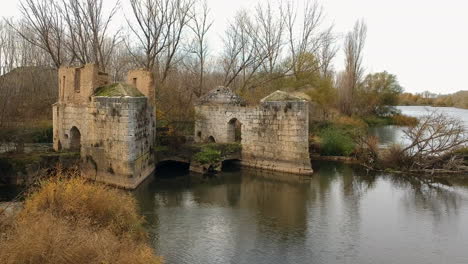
[0,173,162,264]
[193,143,242,164]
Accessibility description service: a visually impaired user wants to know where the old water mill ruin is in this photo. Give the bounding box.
[53,64,313,189]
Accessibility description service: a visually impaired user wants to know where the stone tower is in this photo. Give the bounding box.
[53,64,156,189]
[194,87,313,175]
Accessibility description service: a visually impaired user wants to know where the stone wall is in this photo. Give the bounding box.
[127,69,155,106]
[53,97,155,189]
[58,64,109,105]
[194,94,312,175]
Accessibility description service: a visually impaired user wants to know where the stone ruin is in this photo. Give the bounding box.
[53,64,156,189]
[194,87,313,175]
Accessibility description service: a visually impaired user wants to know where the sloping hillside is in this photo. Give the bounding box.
[0,67,57,126]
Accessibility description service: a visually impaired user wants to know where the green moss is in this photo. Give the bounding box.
[94,83,144,97]
[261,90,304,102]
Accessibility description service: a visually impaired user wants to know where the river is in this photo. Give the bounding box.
[134,106,468,264]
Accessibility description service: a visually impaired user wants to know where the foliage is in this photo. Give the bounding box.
[357,71,403,116]
[192,143,241,164]
[362,113,418,127]
[399,90,468,109]
[193,148,221,164]
[0,175,161,264]
[319,127,356,156]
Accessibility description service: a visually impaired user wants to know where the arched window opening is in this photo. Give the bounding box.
[228,118,242,143]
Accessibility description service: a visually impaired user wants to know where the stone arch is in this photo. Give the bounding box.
[227,118,242,143]
[207,136,216,143]
[69,126,81,151]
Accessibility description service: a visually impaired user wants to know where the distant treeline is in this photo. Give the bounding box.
[399,91,468,109]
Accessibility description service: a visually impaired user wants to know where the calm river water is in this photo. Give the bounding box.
[134,106,468,264]
[135,162,468,264]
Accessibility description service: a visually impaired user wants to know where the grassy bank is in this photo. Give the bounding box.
[0,121,53,144]
[310,113,418,157]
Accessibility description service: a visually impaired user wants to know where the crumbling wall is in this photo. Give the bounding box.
[58,64,109,105]
[53,64,156,189]
[127,69,155,106]
[194,99,312,175]
[54,97,155,189]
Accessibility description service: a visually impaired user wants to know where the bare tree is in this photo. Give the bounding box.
[401,112,468,170]
[127,0,194,82]
[15,0,68,68]
[254,1,285,74]
[61,0,121,71]
[285,0,324,77]
[318,26,338,78]
[339,19,367,115]
[187,0,212,97]
[221,10,267,89]
[126,0,171,70]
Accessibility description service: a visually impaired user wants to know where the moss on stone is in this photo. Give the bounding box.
[94,83,144,97]
[260,90,305,102]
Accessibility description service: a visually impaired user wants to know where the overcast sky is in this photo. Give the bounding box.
[2,0,467,94]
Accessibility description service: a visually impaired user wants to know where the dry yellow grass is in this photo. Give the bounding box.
[333,115,368,128]
[0,176,162,264]
[391,114,418,126]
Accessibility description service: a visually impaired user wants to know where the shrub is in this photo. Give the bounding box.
[319,128,355,156]
[380,144,409,169]
[333,115,367,129]
[0,212,161,264]
[192,143,241,164]
[0,176,162,264]
[391,114,418,126]
[21,177,146,240]
[193,147,221,164]
[362,115,392,126]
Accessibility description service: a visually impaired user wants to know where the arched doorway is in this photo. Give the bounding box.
[69,126,81,151]
[228,118,242,143]
[207,136,216,143]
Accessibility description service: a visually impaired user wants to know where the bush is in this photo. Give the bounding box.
[192,143,241,164]
[380,144,409,169]
[362,115,393,126]
[391,114,418,126]
[333,115,367,129]
[319,128,355,156]
[0,176,162,264]
[193,147,221,164]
